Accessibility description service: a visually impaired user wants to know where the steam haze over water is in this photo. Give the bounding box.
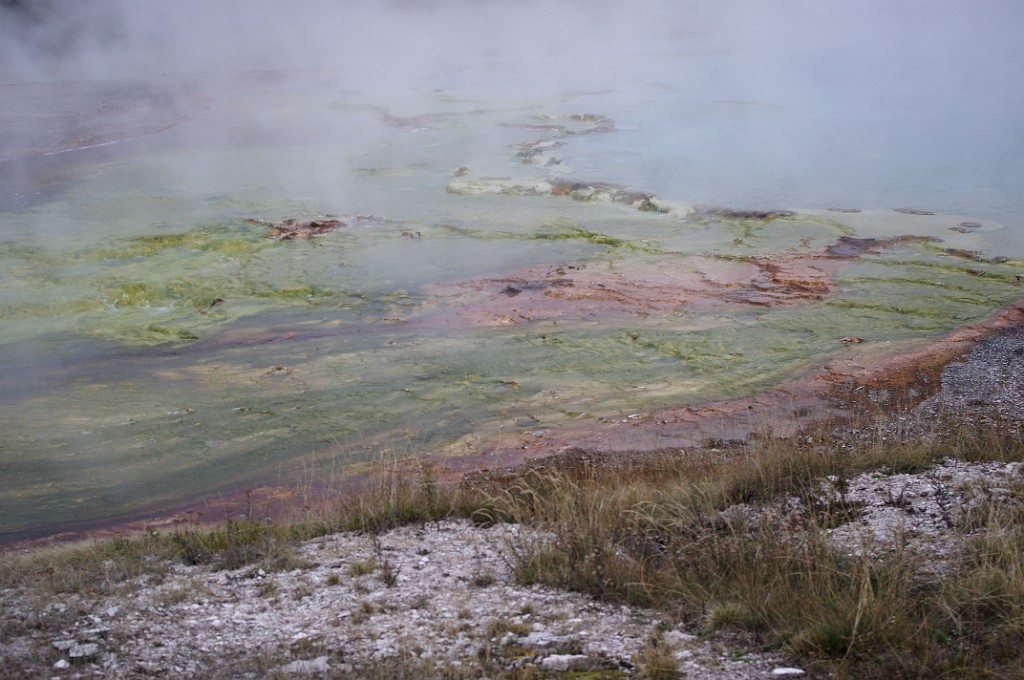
[3,0,1024,225]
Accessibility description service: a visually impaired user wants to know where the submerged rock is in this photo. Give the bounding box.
[446,176,681,215]
[245,217,345,240]
[824,234,939,258]
[951,221,983,233]
[548,178,655,207]
[696,206,796,220]
[446,178,553,196]
[245,214,387,240]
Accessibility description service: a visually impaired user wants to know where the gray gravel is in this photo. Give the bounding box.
[919,327,1024,424]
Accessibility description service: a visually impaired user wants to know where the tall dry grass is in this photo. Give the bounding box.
[478,418,1024,678]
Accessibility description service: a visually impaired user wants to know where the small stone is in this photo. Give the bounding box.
[53,659,70,669]
[52,640,76,651]
[83,627,110,640]
[520,632,568,649]
[68,643,100,658]
[772,668,806,676]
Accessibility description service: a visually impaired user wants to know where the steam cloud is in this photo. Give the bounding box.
[2,0,1024,217]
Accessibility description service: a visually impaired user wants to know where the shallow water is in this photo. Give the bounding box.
[2,29,1024,542]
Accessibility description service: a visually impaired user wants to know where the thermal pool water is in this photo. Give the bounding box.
[2,13,1024,541]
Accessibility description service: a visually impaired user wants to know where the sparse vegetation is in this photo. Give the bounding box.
[2,414,1024,678]
[476,417,1024,679]
[346,557,379,578]
[637,630,680,680]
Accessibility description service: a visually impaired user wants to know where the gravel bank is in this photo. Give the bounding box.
[917,326,1024,425]
[3,522,798,679]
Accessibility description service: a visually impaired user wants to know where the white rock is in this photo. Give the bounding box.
[541,654,591,672]
[521,632,553,648]
[280,656,330,674]
[772,668,806,677]
[53,659,70,669]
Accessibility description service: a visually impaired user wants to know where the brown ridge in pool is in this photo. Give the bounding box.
[434,234,941,326]
[433,257,835,326]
